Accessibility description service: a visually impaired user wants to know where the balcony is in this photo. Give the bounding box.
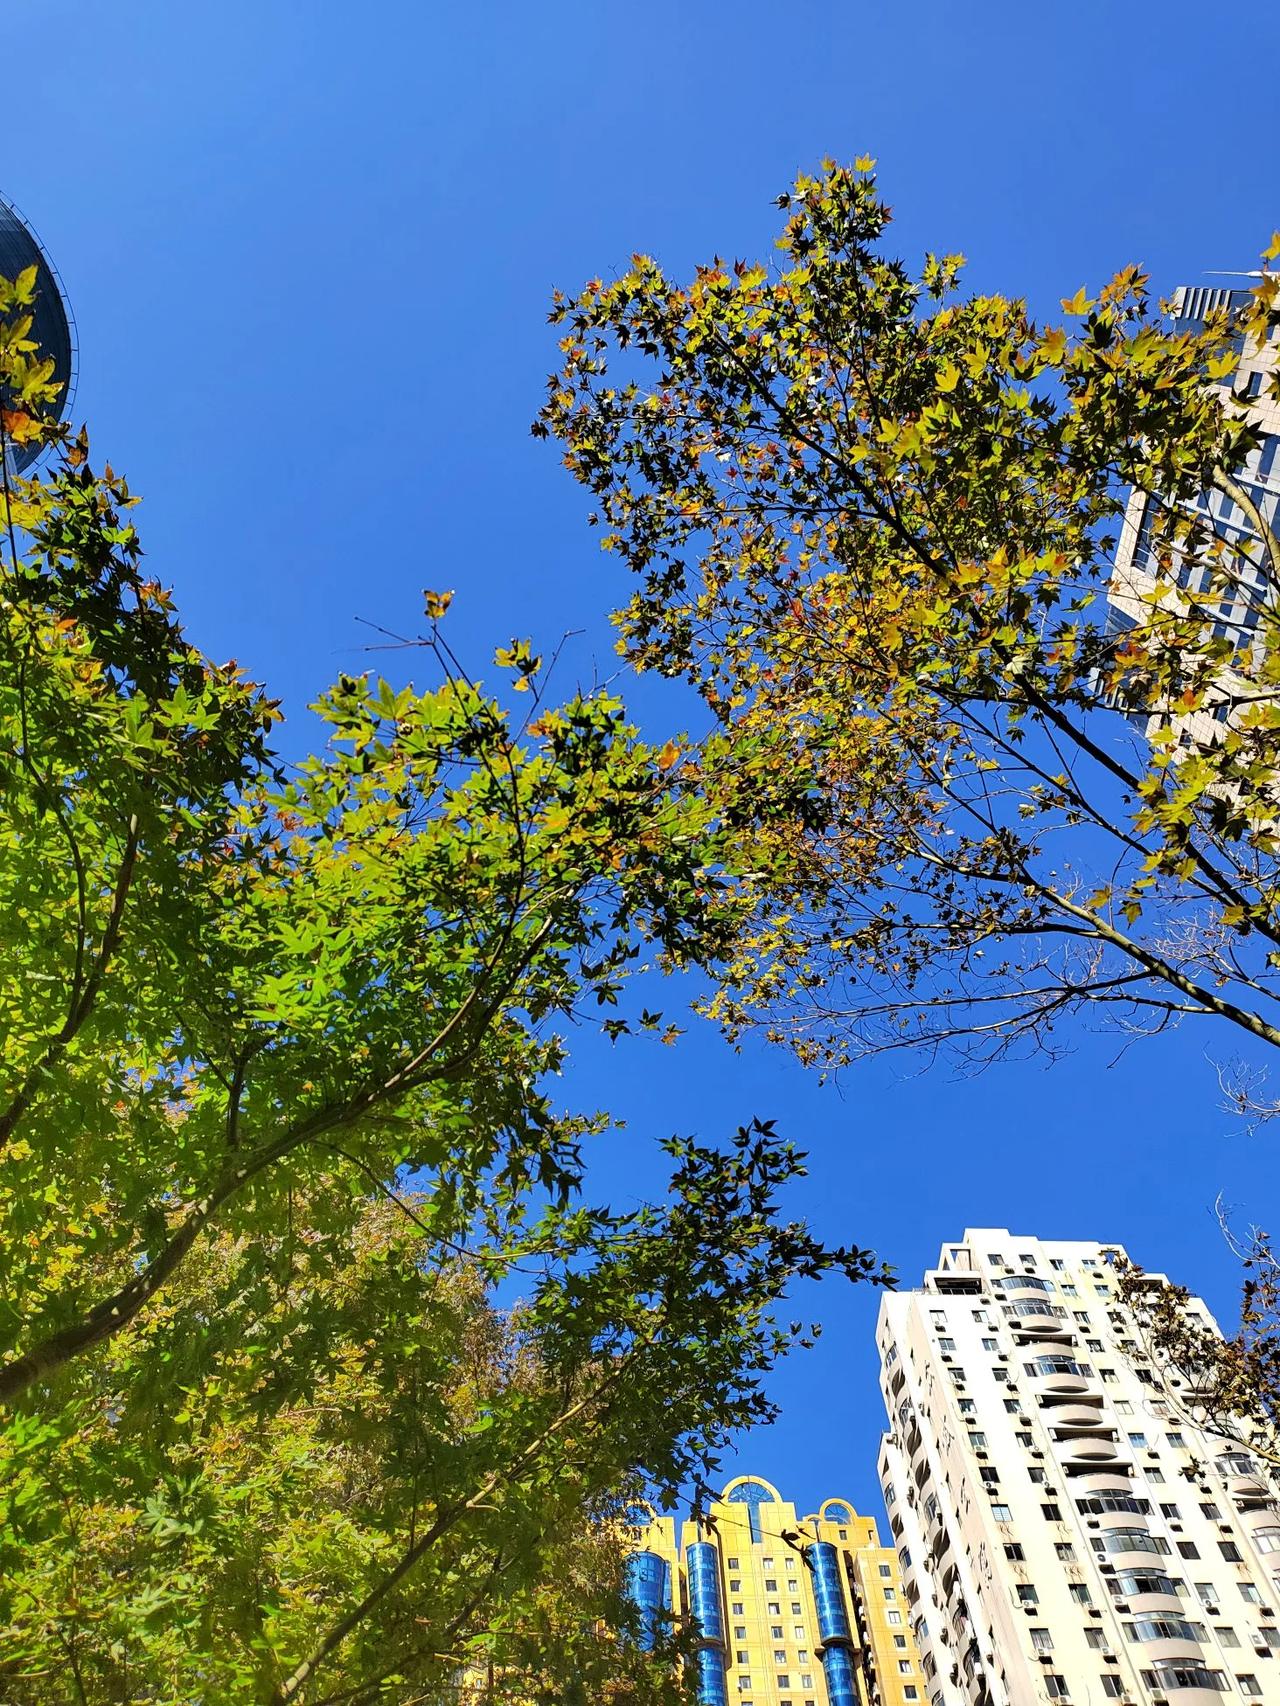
[1048,1403,1113,1436]
[1061,1439,1128,1475]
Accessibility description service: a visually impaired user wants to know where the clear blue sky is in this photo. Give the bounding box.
[21,0,1280,1523]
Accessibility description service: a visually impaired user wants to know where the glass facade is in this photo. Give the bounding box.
[810,1541,858,1706]
[686,1541,728,1706]
[624,1549,670,1651]
[0,199,73,473]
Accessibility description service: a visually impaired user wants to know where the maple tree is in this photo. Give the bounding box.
[541,160,1280,1081]
[0,265,885,1702]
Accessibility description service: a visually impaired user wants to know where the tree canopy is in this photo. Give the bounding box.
[540,161,1280,1080]
[0,262,886,1703]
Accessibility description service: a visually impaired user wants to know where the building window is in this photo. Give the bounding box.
[1100,1678,1124,1699]
[731,1602,744,1615]
[1239,1583,1262,1604]
[883,1587,895,1601]
[1031,1628,1053,1652]
[1177,1542,1201,1560]
[1042,1503,1063,1521]
[879,1563,893,1578]
[1128,1433,1147,1447]
[1045,1677,1070,1699]
[1219,1541,1243,1563]
[1216,1628,1241,1647]
[1237,1678,1262,1698]
[1017,1585,1040,1606]
[992,1504,1013,1522]
[728,1557,739,1569]
[1005,1543,1025,1561]
[887,1609,902,1625]
[1055,1543,1076,1561]
[1069,1584,1093,1606]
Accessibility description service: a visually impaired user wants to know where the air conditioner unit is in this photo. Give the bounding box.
[1101,1648,1117,1661]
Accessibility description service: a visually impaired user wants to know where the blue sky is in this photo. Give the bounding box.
[21,0,1280,1522]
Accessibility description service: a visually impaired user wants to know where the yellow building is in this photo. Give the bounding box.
[626,1475,924,1706]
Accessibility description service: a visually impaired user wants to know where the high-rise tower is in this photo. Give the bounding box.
[1106,283,1279,754]
[877,1231,1280,1706]
[0,194,75,473]
[627,1475,926,1706]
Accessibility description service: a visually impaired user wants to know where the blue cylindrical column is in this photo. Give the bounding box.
[686,1541,728,1706]
[820,1644,859,1706]
[810,1541,857,1706]
[624,1550,670,1651]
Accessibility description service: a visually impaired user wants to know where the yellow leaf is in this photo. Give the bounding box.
[1060,286,1093,316]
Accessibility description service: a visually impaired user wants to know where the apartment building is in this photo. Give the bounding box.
[1107,282,1279,757]
[626,1474,925,1706]
[877,1230,1280,1706]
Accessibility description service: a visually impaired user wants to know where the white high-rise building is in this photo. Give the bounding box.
[1106,283,1279,760]
[876,1230,1280,1706]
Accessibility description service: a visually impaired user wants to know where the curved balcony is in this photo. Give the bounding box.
[994,1274,1056,1302]
[1139,1658,1228,1702]
[1025,1366,1092,1397]
[1112,1568,1184,1615]
[1228,1470,1272,1505]
[1048,1402,1113,1435]
[1011,1319,1074,1346]
[1096,1526,1170,1563]
[1062,1441,1129,1477]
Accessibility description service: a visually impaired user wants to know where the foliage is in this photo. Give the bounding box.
[1117,1223,1280,1471]
[540,160,1280,1076]
[0,268,888,1703]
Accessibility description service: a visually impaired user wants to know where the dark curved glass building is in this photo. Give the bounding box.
[0,195,74,472]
